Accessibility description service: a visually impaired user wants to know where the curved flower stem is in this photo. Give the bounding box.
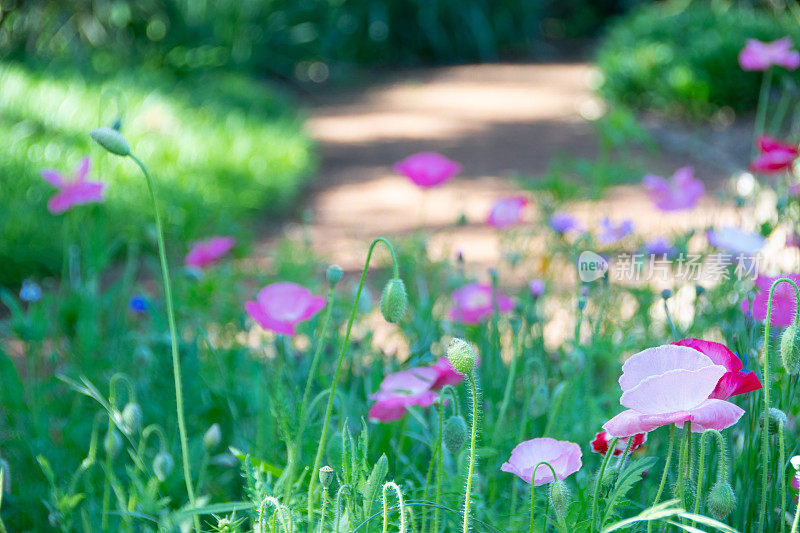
[432,400,445,533]
[129,154,199,533]
[334,484,351,532]
[529,461,560,533]
[693,429,727,526]
[648,424,676,533]
[591,437,618,533]
[780,424,787,533]
[462,373,480,533]
[760,277,800,533]
[382,481,406,533]
[307,238,400,530]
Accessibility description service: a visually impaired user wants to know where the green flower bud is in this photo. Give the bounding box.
[380,278,408,323]
[706,481,736,519]
[90,127,131,156]
[548,480,570,519]
[153,451,174,482]
[672,476,696,510]
[121,403,143,434]
[759,407,788,435]
[326,265,343,286]
[319,465,335,488]
[661,289,672,300]
[216,517,234,533]
[104,429,122,458]
[599,464,619,491]
[528,385,549,418]
[447,337,476,375]
[577,296,587,310]
[203,423,221,452]
[781,325,800,374]
[443,415,468,455]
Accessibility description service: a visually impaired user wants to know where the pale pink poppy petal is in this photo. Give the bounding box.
[393,152,461,188]
[678,399,745,432]
[621,364,726,414]
[619,345,716,391]
[500,438,582,486]
[185,236,236,268]
[246,282,325,336]
[47,182,105,214]
[41,169,65,187]
[672,338,741,372]
[603,409,691,437]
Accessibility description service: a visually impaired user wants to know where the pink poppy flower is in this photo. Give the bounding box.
[739,37,800,71]
[41,157,105,214]
[501,438,582,485]
[672,338,762,399]
[642,166,704,211]
[603,345,745,437]
[598,217,634,245]
[549,211,581,235]
[393,152,461,188]
[487,196,527,228]
[793,475,800,491]
[590,431,647,457]
[751,136,799,174]
[245,282,326,336]
[368,367,440,422]
[740,273,800,327]
[707,227,765,256]
[185,236,236,268]
[529,279,545,298]
[449,282,514,324]
[430,357,467,389]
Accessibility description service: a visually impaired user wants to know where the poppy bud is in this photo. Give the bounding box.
[203,423,221,452]
[104,429,122,458]
[577,296,587,310]
[759,407,788,435]
[781,325,800,374]
[443,415,468,455]
[153,451,174,482]
[706,481,736,519]
[319,465,335,488]
[90,127,131,156]
[326,265,343,286]
[380,278,408,323]
[548,480,570,519]
[216,517,233,533]
[121,403,143,434]
[447,338,476,375]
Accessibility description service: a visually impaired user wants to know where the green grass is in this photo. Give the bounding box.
[0,63,314,284]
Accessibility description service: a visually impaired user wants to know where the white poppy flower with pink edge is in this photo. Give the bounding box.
[501,437,582,486]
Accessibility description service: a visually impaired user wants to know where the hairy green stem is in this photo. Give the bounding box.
[648,424,676,533]
[319,487,329,533]
[693,429,727,525]
[677,422,692,512]
[382,481,406,533]
[130,154,199,533]
[462,374,479,533]
[780,424,787,533]
[494,321,524,445]
[591,437,618,532]
[308,238,400,529]
[529,462,560,533]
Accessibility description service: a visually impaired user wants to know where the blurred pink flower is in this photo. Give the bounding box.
[549,211,581,234]
[751,136,799,174]
[707,227,765,256]
[672,338,762,399]
[740,273,800,327]
[368,367,440,422]
[185,236,236,268]
[739,37,800,71]
[603,345,745,437]
[788,232,800,249]
[245,282,326,336]
[450,282,513,324]
[598,217,634,245]
[791,183,800,197]
[487,196,527,228]
[642,166,704,211]
[590,430,647,457]
[41,157,105,214]
[430,357,467,388]
[529,279,545,298]
[393,152,461,188]
[501,437,582,485]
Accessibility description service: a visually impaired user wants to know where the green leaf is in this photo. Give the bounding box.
[600,456,659,527]
[362,454,388,519]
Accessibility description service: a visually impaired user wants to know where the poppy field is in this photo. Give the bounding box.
[3,26,800,533]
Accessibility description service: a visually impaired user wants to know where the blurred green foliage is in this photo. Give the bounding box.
[0,63,313,284]
[596,1,800,117]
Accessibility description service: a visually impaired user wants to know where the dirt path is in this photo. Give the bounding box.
[255,63,748,271]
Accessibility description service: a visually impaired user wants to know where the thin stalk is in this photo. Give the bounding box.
[130,154,199,532]
[648,424,676,533]
[760,278,800,533]
[319,487,329,533]
[754,68,774,145]
[462,373,480,533]
[677,422,692,511]
[780,424,787,533]
[663,298,679,341]
[591,437,618,533]
[307,238,400,530]
[529,462,560,533]
[494,321,525,445]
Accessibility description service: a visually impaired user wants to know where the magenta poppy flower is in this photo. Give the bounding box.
[393,152,461,188]
[449,282,513,324]
[598,217,634,245]
[751,136,799,174]
[487,196,528,228]
[707,227,765,256]
[368,367,440,422]
[245,282,326,336]
[739,37,800,71]
[501,438,582,485]
[529,279,545,298]
[740,273,800,327]
[549,211,581,235]
[672,338,762,399]
[430,357,467,389]
[185,236,236,268]
[642,166,704,211]
[603,345,745,437]
[590,430,647,457]
[41,157,105,214]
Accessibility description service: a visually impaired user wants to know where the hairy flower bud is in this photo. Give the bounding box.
[104,429,122,458]
[380,278,408,323]
[447,337,476,375]
[706,481,736,519]
[326,265,343,286]
[153,452,174,482]
[443,415,468,455]
[319,465,335,488]
[781,325,800,374]
[90,127,131,156]
[548,480,570,519]
[121,403,143,434]
[203,423,221,452]
[759,407,788,435]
